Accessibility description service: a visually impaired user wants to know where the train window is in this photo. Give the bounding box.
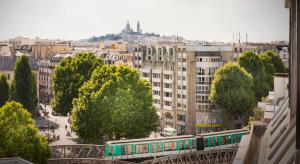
[121,146,126,155]
[221,136,226,145]
[191,140,196,149]
[152,143,162,153]
[215,137,219,146]
[226,135,231,144]
[210,137,215,146]
[108,146,113,156]
[126,145,133,155]
[185,140,190,149]
[179,141,185,150]
[204,138,208,147]
[164,142,177,151]
[136,144,149,154]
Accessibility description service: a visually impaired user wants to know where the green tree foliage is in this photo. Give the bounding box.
[209,62,256,128]
[0,74,9,107]
[11,55,37,115]
[52,52,103,116]
[71,65,158,143]
[263,50,287,73]
[238,51,270,101]
[259,53,275,89]
[0,101,50,163]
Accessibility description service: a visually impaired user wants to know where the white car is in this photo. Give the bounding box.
[161,128,177,137]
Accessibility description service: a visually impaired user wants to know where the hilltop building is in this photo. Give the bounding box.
[121,21,143,35]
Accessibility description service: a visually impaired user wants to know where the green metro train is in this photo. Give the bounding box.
[103,128,249,160]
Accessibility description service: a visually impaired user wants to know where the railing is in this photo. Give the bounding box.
[50,144,103,159]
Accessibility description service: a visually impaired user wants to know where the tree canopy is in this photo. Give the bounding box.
[263,50,287,73]
[238,51,270,101]
[209,62,256,127]
[52,52,103,116]
[71,65,158,143]
[0,74,9,107]
[259,53,275,89]
[0,101,50,163]
[11,55,37,115]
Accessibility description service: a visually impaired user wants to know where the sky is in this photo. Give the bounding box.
[0,0,289,42]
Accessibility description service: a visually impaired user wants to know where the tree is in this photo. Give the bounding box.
[0,101,50,163]
[259,53,275,89]
[263,50,287,73]
[209,62,256,128]
[11,55,37,115]
[71,65,158,143]
[0,74,9,107]
[238,51,270,101]
[52,52,103,116]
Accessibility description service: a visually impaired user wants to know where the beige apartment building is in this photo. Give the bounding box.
[32,41,72,59]
[133,45,233,134]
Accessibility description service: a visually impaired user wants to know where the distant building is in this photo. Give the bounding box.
[0,54,39,98]
[32,41,72,59]
[278,47,289,66]
[38,53,72,104]
[121,21,143,35]
[99,41,127,52]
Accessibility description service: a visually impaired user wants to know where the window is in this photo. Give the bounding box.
[182,85,186,90]
[121,145,133,155]
[164,101,172,106]
[153,73,160,78]
[177,103,181,107]
[154,99,160,104]
[177,94,181,98]
[177,115,185,121]
[153,91,160,95]
[142,72,150,77]
[136,144,149,154]
[178,76,186,81]
[182,94,186,99]
[164,142,177,151]
[152,143,162,153]
[164,74,172,80]
[153,82,160,87]
[165,66,173,71]
[164,92,172,97]
[164,83,172,88]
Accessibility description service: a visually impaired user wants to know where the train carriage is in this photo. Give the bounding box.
[104,135,196,159]
[197,128,249,150]
[103,128,249,160]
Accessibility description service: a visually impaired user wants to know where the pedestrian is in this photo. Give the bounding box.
[65,125,67,129]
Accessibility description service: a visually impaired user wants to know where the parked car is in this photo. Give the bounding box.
[161,127,177,137]
[52,111,59,116]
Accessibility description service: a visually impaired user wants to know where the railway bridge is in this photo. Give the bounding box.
[48,144,238,164]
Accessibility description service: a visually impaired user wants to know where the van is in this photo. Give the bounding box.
[161,127,177,137]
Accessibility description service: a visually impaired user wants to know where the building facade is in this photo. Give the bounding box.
[32,41,72,59]
[133,45,233,134]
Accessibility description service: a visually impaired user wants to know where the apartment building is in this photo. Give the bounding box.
[32,41,72,59]
[133,44,233,134]
[38,53,72,104]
